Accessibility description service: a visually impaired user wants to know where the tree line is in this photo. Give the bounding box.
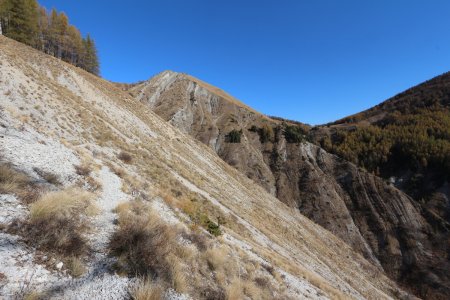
[0,0,99,75]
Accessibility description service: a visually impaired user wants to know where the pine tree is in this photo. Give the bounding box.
[57,12,68,60]
[82,34,99,76]
[2,0,39,46]
[48,9,59,56]
[0,0,13,35]
[67,25,82,65]
[37,6,49,52]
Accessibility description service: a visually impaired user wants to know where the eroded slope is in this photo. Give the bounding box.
[130,70,446,298]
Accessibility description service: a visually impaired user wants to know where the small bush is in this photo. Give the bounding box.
[118,151,132,163]
[254,277,269,287]
[225,130,242,143]
[205,218,221,237]
[25,188,95,256]
[182,231,208,251]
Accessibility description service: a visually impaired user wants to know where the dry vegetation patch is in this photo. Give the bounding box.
[0,163,42,204]
[109,201,177,280]
[109,200,284,299]
[74,164,92,176]
[0,163,31,194]
[11,188,96,257]
[130,279,164,300]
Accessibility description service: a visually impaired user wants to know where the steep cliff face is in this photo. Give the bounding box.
[130,71,449,298]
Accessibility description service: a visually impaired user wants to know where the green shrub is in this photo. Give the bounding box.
[205,219,221,237]
[226,129,242,143]
[284,125,305,143]
[258,124,274,143]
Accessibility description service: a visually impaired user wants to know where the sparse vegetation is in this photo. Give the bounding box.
[23,291,47,300]
[108,200,280,298]
[248,124,275,143]
[85,175,102,192]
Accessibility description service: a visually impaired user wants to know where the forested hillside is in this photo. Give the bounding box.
[314,72,450,199]
[0,0,99,75]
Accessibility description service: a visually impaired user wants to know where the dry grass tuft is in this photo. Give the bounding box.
[0,163,43,203]
[0,163,31,194]
[130,279,163,300]
[226,279,244,300]
[109,201,178,280]
[166,254,188,293]
[19,186,44,204]
[86,175,102,192]
[18,188,96,256]
[118,151,132,163]
[205,246,228,271]
[106,161,126,178]
[23,291,47,300]
[75,164,92,176]
[66,256,86,277]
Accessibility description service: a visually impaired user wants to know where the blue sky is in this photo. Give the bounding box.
[38,1,450,125]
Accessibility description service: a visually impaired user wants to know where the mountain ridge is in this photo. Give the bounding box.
[129,69,450,299]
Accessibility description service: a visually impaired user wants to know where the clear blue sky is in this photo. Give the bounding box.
[38,1,450,125]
